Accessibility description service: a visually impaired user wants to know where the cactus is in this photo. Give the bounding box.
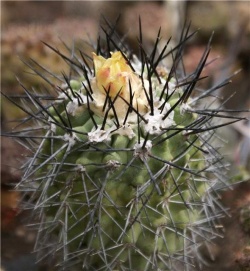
[3,20,245,270]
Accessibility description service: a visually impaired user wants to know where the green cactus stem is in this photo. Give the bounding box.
[2,19,246,271]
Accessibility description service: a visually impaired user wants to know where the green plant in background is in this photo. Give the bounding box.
[2,19,246,270]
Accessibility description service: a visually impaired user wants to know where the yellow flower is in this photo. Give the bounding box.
[93,51,133,98]
[92,51,149,119]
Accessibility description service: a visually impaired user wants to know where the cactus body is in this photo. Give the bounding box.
[7,22,243,271]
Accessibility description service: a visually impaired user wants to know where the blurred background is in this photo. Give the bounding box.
[1,1,250,271]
